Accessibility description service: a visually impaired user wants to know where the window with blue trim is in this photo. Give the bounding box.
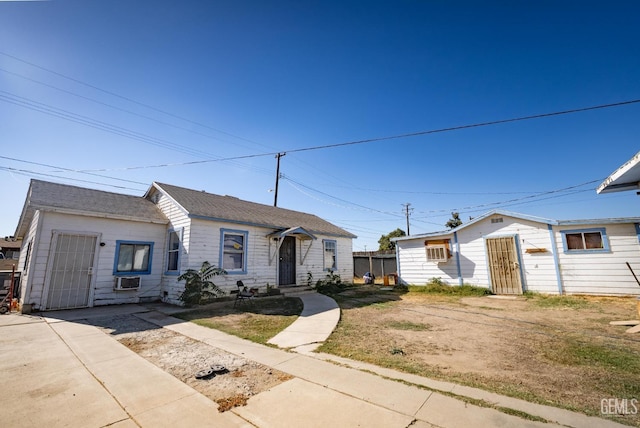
[166,229,182,274]
[560,228,609,253]
[114,241,153,275]
[323,240,337,271]
[220,229,247,273]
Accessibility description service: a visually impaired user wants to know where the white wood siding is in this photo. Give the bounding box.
[17,210,41,305]
[396,239,458,285]
[554,223,640,295]
[155,192,191,302]
[24,211,166,310]
[397,215,640,296]
[398,216,559,292]
[160,216,353,305]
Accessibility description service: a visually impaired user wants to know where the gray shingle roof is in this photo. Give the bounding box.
[15,180,167,237]
[154,182,356,238]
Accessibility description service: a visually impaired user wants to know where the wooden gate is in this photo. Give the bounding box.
[279,236,296,286]
[485,236,522,295]
[46,232,98,310]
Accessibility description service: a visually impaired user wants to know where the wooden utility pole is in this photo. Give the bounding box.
[274,152,286,207]
[402,203,412,236]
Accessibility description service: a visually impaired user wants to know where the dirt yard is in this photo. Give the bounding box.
[89,289,640,424]
[320,288,640,426]
[91,314,292,412]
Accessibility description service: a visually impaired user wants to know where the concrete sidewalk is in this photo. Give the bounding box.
[0,297,628,428]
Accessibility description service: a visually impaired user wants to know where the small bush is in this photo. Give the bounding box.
[315,271,347,295]
[408,278,492,297]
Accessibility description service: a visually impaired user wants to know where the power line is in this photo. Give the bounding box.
[0,51,265,148]
[413,179,602,215]
[47,98,640,173]
[0,155,148,186]
[0,166,145,192]
[0,66,274,154]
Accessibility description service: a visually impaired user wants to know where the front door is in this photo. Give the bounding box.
[279,236,296,286]
[485,236,523,295]
[45,232,98,310]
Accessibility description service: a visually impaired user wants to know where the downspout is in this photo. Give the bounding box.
[453,232,463,286]
[395,244,402,285]
[548,224,564,295]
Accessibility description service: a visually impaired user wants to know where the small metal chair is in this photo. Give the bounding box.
[234,280,255,308]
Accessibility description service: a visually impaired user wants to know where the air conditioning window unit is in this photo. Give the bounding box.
[114,276,141,290]
[426,245,448,262]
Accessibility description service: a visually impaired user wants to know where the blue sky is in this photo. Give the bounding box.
[1,1,639,252]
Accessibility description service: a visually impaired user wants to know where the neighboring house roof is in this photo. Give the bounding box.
[150,182,357,239]
[597,150,640,194]
[0,238,21,250]
[14,180,168,238]
[392,209,640,242]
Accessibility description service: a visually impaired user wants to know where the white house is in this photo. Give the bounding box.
[13,180,355,312]
[393,210,640,296]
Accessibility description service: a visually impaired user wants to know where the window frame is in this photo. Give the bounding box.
[113,240,154,275]
[560,228,610,254]
[323,239,337,271]
[165,228,183,275]
[219,229,248,274]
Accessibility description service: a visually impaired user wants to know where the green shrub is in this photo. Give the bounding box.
[315,271,347,295]
[177,261,226,306]
[408,278,492,297]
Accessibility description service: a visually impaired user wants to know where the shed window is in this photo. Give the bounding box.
[560,228,609,253]
[114,241,153,274]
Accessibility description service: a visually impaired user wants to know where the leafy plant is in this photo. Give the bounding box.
[315,270,345,294]
[408,279,492,296]
[307,271,313,287]
[177,261,226,306]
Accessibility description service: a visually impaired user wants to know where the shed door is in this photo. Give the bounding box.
[279,236,296,286]
[486,236,522,295]
[46,233,97,310]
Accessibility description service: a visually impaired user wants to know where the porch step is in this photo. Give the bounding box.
[280,286,317,297]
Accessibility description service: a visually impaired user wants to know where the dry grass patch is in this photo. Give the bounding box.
[317,285,640,427]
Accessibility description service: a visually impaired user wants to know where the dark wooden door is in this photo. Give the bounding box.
[279,236,296,285]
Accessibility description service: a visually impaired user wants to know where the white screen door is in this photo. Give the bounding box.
[46,233,97,310]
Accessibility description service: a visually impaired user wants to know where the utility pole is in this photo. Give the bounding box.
[273,152,286,207]
[402,203,413,236]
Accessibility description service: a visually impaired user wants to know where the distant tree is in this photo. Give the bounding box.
[378,228,406,251]
[445,212,463,229]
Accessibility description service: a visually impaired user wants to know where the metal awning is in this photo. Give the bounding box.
[597,151,640,194]
[267,226,317,265]
[267,226,317,241]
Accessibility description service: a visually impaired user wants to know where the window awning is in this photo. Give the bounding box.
[267,226,317,241]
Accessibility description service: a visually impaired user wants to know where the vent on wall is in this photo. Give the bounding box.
[491,217,504,224]
[426,245,448,262]
[114,276,141,290]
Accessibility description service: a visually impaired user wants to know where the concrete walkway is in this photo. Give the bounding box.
[0,295,629,428]
[267,292,340,352]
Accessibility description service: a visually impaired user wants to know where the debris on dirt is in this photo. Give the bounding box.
[216,394,250,412]
[91,314,293,410]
